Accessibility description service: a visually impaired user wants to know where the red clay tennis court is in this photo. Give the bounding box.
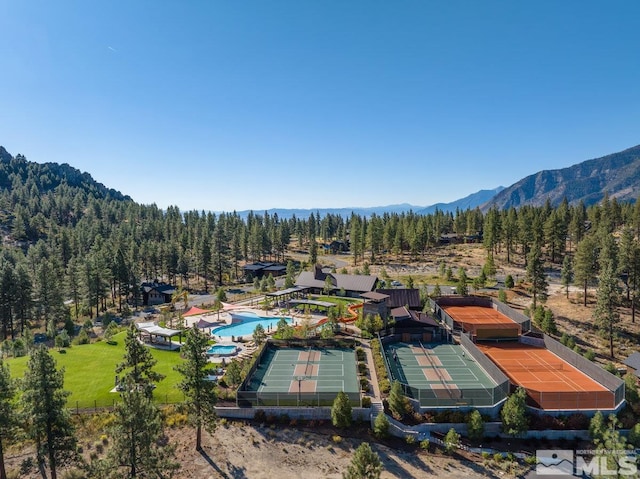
[476,342,615,410]
[443,305,521,339]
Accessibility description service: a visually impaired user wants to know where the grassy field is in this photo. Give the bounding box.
[6,331,186,409]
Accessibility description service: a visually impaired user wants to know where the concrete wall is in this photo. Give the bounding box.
[215,406,370,422]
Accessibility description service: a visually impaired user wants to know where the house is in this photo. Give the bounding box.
[361,291,390,320]
[389,309,443,342]
[376,288,421,311]
[243,262,287,280]
[295,264,377,298]
[141,282,176,306]
[624,352,640,378]
[322,240,349,254]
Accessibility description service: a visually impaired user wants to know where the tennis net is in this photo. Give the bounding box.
[506,363,564,372]
[419,341,453,399]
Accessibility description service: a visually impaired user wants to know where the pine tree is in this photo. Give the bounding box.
[373,412,389,439]
[467,410,485,441]
[526,243,548,310]
[501,387,528,436]
[388,380,408,419]
[456,268,469,296]
[116,325,165,397]
[175,325,218,450]
[0,358,17,479]
[444,428,461,453]
[252,324,266,346]
[560,254,574,299]
[343,442,383,479]
[22,346,78,479]
[574,235,599,306]
[331,391,353,429]
[593,261,620,358]
[107,382,179,478]
[225,360,243,387]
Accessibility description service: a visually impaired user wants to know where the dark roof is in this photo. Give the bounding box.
[376,289,421,309]
[264,265,286,272]
[624,352,640,372]
[361,291,390,302]
[409,310,440,327]
[141,282,176,295]
[243,264,265,271]
[295,270,377,293]
[391,306,411,320]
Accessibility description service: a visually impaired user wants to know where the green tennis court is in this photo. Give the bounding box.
[384,341,498,407]
[238,344,360,407]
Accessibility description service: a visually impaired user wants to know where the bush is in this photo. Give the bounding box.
[373,413,390,439]
[74,328,90,345]
[405,435,416,445]
[361,396,371,408]
[493,452,503,462]
[356,347,366,361]
[12,338,26,357]
[420,439,430,450]
[584,350,596,361]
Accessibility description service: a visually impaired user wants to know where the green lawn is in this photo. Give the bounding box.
[6,332,187,409]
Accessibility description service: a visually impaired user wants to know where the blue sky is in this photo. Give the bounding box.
[1,1,639,212]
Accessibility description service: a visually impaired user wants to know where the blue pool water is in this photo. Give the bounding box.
[212,313,292,338]
[206,345,237,356]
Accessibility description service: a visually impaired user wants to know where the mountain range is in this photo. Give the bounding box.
[481,144,640,212]
[1,143,639,217]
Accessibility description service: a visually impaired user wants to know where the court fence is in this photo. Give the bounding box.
[542,334,625,408]
[430,296,531,335]
[236,338,360,408]
[379,334,509,408]
[236,391,361,408]
[527,389,617,410]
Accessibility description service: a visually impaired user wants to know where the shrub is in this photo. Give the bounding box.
[356,347,366,361]
[12,338,27,357]
[373,413,390,439]
[74,328,90,345]
[420,439,430,450]
[379,378,391,394]
[279,414,290,425]
[361,396,371,408]
[493,452,503,462]
[332,435,343,444]
[444,428,460,454]
[405,435,416,445]
[584,350,596,361]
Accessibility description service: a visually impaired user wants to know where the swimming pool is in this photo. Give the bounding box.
[212,312,292,338]
[206,345,237,356]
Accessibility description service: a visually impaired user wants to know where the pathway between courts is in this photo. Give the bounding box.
[360,339,382,406]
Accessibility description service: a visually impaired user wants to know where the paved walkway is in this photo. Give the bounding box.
[360,338,382,404]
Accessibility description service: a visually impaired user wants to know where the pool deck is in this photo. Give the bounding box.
[180,306,329,364]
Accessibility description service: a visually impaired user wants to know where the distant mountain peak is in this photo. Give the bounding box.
[482,144,640,211]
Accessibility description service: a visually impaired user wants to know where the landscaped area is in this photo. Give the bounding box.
[6,331,186,408]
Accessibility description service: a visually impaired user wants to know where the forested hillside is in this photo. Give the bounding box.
[1,146,640,364]
[483,144,640,210]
